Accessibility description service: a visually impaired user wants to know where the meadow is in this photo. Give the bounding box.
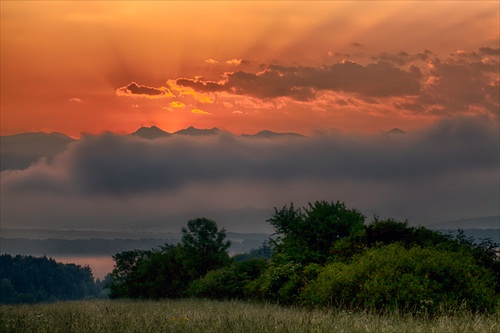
[1,299,499,333]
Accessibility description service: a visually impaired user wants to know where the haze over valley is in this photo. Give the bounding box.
[1,1,499,289]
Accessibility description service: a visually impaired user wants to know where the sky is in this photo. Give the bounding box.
[1,1,498,137]
[1,1,499,232]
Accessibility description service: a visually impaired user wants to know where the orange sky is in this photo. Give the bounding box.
[1,1,499,137]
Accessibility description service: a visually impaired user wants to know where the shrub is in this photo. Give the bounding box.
[301,244,497,315]
[247,260,321,304]
[188,259,268,300]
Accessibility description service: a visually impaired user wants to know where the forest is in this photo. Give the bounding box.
[0,254,108,304]
[107,201,500,315]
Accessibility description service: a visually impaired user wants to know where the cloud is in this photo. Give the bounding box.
[68,97,82,102]
[1,116,498,230]
[371,51,412,65]
[479,47,499,56]
[419,51,499,116]
[116,82,174,98]
[175,61,421,101]
[226,59,242,66]
[170,101,185,108]
[113,48,497,120]
[205,59,219,64]
[166,79,216,103]
[191,108,210,115]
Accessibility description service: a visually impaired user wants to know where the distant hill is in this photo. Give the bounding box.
[131,126,171,139]
[242,130,304,139]
[427,215,500,230]
[0,132,75,171]
[385,128,406,135]
[174,126,223,136]
[0,127,308,171]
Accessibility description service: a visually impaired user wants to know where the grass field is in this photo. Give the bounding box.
[1,299,499,333]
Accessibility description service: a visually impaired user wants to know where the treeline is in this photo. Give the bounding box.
[1,235,266,256]
[0,255,108,304]
[0,238,174,256]
[109,201,500,315]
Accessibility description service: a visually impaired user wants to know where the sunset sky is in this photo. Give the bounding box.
[1,1,499,233]
[1,1,498,137]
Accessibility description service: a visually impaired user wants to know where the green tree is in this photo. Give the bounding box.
[0,279,15,304]
[180,218,231,279]
[109,217,232,299]
[108,249,151,299]
[268,201,365,264]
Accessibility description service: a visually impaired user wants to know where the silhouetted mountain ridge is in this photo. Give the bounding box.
[2,126,407,170]
[0,132,75,171]
[385,128,406,135]
[427,215,499,230]
[173,126,224,136]
[131,126,171,139]
[242,130,304,138]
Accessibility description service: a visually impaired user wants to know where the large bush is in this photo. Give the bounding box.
[247,260,321,304]
[188,259,267,300]
[301,244,497,314]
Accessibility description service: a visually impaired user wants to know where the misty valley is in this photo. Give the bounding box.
[1,202,498,319]
[0,231,269,278]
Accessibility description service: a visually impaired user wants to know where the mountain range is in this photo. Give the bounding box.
[0,132,76,171]
[1,126,408,172]
[427,215,500,230]
[0,126,306,171]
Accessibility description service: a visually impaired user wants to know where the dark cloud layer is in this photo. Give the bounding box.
[116,48,498,120]
[116,82,169,97]
[177,61,421,100]
[1,116,498,231]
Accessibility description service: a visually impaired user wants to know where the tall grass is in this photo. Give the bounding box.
[1,299,499,333]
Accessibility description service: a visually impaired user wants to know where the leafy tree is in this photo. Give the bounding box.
[108,245,190,299]
[0,279,15,304]
[365,218,415,246]
[108,249,150,298]
[109,217,231,299]
[268,201,365,264]
[180,218,231,279]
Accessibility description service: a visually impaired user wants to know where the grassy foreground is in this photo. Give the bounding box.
[1,299,499,333]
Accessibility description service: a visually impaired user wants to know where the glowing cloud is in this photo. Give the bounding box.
[226,59,242,66]
[116,82,174,99]
[191,108,210,115]
[167,79,215,103]
[170,101,185,108]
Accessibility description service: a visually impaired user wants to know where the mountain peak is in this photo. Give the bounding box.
[131,126,171,139]
[242,130,304,138]
[174,126,221,136]
[386,128,406,135]
[0,132,75,171]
